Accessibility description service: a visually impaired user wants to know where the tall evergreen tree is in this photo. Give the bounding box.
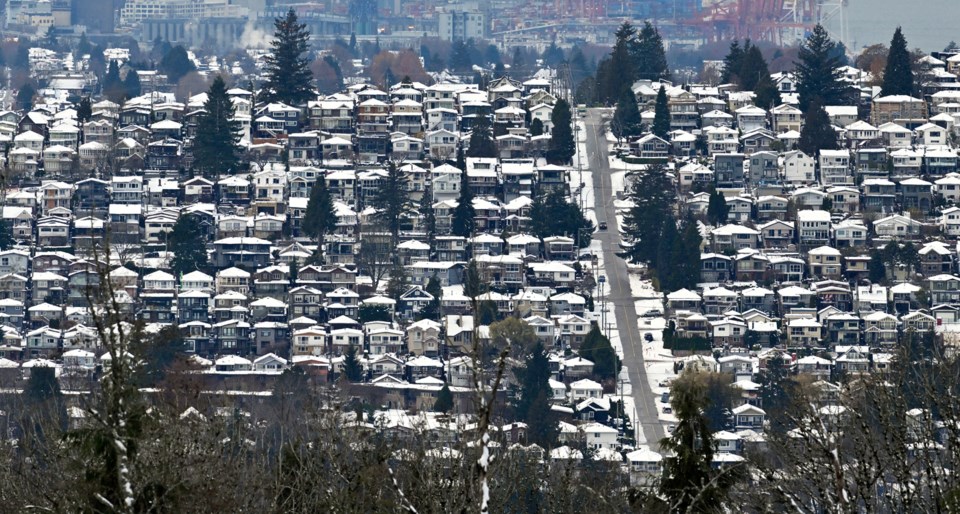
[652,85,671,139]
[568,45,590,84]
[466,114,497,158]
[450,40,473,71]
[193,75,242,178]
[795,24,851,112]
[168,214,208,276]
[22,365,67,437]
[123,69,141,99]
[76,96,93,123]
[386,262,408,302]
[624,164,673,264]
[757,354,793,434]
[882,27,915,96]
[574,76,598,106]
[546,98,575,164]
[542,41,565,67]
[484,44,502,68]
[797,100,839,157]
[77,32,91,58]
[262,9,315,105]
[723,40,780,108]
[529,118,544,137]
[655,216,678,290]
[302,177,337,262]
[433,383,453,413]
[463,259,486,303]
[579,324,619,381]
[529,188,594,247]
[371,162,413,247]
[753,71,782,109]
[869,249,887,283]
[343,344,363,381]
[675,216,702,292]
[421,275,442,320]
[596,22,638,104]
[720,40,744,84]
[511,46,525,77]
[634,21,670,81]
[513,342,560,448]
[706,189,729,226]
[317,55,344,94]
[738,43,766,91]
[102,60,124,103]
[289,258,299,285]
[659,372,740,512]
[158,45,196,84]
[451,173,475,237]
[652,215,700,293]
[613,89,642,140]
[419,184,437,253]
[0,220,15,250]
[132,326,188,388]
[15,83,35,111]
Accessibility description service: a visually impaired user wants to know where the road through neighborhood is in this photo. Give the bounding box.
[583,109,666,447]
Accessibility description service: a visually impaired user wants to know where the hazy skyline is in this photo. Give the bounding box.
[844,0,959,52]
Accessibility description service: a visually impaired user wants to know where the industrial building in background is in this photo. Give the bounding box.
[0,0,849,51]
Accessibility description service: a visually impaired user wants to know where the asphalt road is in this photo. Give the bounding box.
[584,109,666,448]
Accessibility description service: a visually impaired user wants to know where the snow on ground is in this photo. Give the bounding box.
[570,126,596,227]
[576,120,587,142]
[625,273,684,431]
[610,170,626,196]
[585,123,680,444]
[608,154,646,173]
[582,241,642,443]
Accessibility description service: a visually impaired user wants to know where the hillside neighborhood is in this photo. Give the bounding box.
[2,17,960,505]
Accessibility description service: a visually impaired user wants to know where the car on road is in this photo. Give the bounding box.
[598,221,608,231]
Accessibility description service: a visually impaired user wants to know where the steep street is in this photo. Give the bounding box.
[584,109,666,447]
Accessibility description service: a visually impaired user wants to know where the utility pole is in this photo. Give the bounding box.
[574,107,583,211]
[598,274,606,340]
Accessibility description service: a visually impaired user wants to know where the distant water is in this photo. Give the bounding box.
[842,0,960,52]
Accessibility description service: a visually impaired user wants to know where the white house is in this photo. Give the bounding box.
[580,422,619,450]
[569,378,603,400]
[783,150,815,184]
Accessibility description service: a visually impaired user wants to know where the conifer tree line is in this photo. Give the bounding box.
[881,26,916,97]
[720,40,781,109]
[595,21,670,105]
[793,24,855,113]
[261,8,315,106]
[622,164,701,293]
[194,75,242,178]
